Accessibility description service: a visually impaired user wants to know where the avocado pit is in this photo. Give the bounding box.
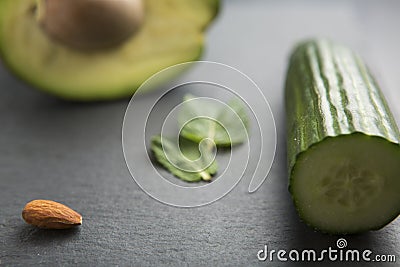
[37,0,144,50]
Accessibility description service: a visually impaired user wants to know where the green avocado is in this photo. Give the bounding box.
[0,0,219,100]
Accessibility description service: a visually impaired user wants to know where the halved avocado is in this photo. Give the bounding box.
[0,0,219,100]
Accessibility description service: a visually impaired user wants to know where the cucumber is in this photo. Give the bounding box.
[285,39,400,234]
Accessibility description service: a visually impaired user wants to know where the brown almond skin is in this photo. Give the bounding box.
[22,200,82,229]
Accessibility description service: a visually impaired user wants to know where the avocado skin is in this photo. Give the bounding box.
[0,0,220,101]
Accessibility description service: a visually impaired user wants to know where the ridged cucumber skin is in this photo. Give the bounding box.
[285,39,400,233]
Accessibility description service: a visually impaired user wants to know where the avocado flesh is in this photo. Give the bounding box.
[0,0,219,100]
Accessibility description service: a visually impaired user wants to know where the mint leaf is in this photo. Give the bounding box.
[151,135,218,182]
[179,94,250,146]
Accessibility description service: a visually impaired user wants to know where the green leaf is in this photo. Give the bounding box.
[151,135,218,182]
[179,94,250,146]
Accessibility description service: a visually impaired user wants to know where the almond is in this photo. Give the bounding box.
[22,200,82,229]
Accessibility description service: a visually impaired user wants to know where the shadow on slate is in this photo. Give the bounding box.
[17,225,81,247]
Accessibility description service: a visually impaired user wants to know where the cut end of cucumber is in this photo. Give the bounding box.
[319,161,384,211]
[290,133,400,234]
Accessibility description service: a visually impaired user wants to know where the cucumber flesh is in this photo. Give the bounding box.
[291,133,400,234]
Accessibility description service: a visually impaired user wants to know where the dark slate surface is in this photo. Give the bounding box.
[1,0,399,266]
